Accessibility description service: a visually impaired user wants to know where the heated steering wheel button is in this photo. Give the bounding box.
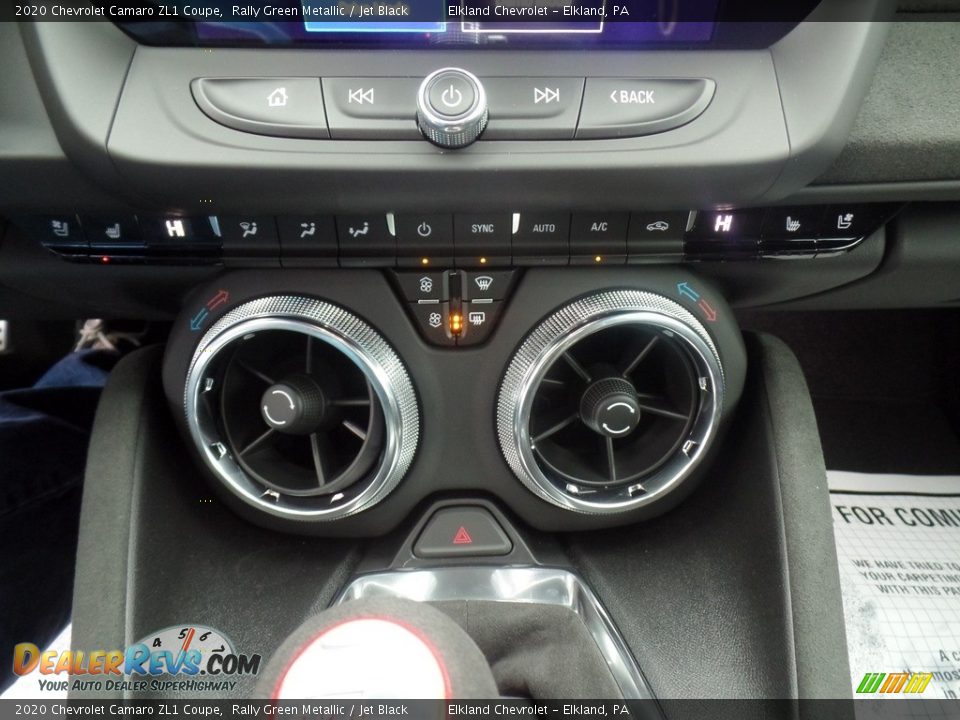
[414,508,512,558]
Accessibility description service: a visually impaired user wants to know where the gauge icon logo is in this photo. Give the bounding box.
[136,624,236,663]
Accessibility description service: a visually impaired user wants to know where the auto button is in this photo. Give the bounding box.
[577,79,715,139]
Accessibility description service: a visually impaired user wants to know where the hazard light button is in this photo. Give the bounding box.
[413,507,513,558]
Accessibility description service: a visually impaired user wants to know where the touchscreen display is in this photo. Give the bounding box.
[194,0,719,46]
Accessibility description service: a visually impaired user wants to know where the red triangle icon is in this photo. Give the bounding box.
[452,526,473,545]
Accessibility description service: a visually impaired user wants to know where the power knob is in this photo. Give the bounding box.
[416,68,488,149]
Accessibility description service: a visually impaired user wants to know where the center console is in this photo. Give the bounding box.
[30,3,890,707]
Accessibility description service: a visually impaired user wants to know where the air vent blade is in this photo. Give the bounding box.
[185,296,419,523]
[498,290,724,515]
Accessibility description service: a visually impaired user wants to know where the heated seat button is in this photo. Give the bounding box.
[322,77,422,139]
[414,507,512,558]
[576,79,715,139]
[761,207,825,239]
[820,204,897,239]
[191,78,328,139]
[483,77,584,139]
[16,215,87,249]
[81,216,142,250]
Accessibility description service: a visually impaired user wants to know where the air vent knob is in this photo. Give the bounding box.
[416,68,488,149]
[260,375,327,435]
[580,377,642,438]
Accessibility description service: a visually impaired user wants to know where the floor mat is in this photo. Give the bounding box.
[829,471,960,700]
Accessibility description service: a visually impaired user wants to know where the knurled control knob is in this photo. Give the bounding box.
[580,377,643,439]
[260,374,327,436]
[416,68,488,149]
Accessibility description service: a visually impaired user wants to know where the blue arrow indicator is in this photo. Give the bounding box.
[677,282,700,302]
[190,308,209,332]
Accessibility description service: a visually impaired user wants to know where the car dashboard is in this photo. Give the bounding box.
[2,0,960,709]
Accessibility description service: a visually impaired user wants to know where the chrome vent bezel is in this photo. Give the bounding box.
[184,296,419,522]
[497,290,724,515]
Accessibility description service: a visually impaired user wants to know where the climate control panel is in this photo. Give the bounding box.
[18,204,901,268]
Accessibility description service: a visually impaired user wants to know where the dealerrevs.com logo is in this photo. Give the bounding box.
[13,625,261,694]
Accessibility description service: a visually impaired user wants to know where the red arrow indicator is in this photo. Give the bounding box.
[206,289,230,311]
[697,298,718,323]
[452,526,473,545]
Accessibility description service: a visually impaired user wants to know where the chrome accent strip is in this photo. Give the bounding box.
[184,296,420,522]
[335,566,662,710]
[497,291,724,515]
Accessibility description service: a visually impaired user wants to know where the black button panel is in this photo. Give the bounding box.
[19,205,900,270]
[394,270,514,348]
[191,74,713,141]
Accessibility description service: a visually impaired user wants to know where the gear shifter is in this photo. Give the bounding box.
[256,598,499,700]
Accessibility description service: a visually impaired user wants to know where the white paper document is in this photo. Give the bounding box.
[829,471,960,703]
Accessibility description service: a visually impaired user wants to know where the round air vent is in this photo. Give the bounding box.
[497,290,724,515]
[185,296,419,522]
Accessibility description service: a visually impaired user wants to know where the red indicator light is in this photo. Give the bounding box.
[452,527,473,545]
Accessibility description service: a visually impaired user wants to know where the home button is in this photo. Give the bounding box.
[414,507,513,558]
